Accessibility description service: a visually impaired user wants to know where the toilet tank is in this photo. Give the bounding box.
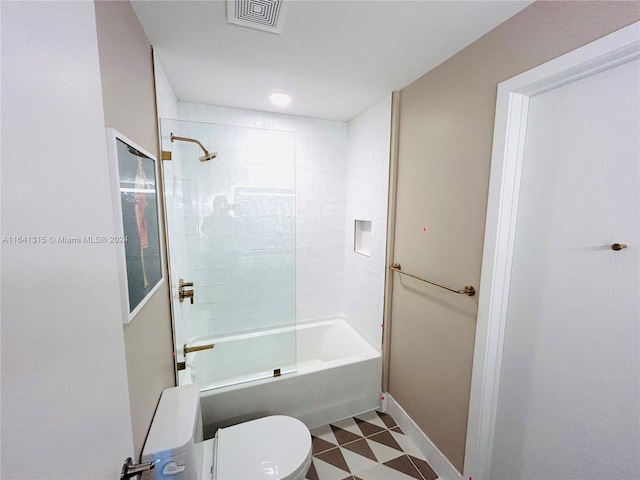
[141,384,203,480]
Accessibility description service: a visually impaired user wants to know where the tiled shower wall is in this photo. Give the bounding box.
[344,95,392,348]
[162,119,297,341]
[176,103,348,327]
[169,99,391,349]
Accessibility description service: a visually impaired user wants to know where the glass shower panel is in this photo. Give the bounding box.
[160,118,296,390]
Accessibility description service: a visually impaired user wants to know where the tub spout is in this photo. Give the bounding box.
[184,343,214,356]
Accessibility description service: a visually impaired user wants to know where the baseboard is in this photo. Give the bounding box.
[385,393,463,480]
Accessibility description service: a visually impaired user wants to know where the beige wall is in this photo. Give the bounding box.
[389,1,640,473]
[94,0,175,458]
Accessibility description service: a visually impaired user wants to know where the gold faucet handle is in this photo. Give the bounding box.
[180,290,194,304]
[178,278,195,304]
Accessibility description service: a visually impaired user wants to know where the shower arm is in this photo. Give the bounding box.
[170,133,212,157]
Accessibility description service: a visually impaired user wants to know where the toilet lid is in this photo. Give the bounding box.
[215,415,312,480]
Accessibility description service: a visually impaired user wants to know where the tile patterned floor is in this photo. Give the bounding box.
[305,411,439,480]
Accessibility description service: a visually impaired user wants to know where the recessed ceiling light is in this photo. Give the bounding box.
[269,92,291,107]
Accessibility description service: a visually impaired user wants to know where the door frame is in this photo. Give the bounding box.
[463,21,640,480]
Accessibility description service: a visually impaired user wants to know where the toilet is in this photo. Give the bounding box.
[141,384,312,480]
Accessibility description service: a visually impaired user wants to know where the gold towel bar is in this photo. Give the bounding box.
[390,263,476,297]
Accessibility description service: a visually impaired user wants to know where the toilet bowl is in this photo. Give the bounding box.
[141,384,312,480]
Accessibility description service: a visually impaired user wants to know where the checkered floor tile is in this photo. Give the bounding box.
[305,411,439,480]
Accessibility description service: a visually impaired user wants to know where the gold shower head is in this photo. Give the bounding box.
[170,133,217,162]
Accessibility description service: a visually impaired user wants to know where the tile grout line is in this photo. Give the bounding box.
[310,412,437,480]
[406,454,427,480]
[314,423,395,454]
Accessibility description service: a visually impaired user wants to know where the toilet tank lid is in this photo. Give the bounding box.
[141,384,200,461]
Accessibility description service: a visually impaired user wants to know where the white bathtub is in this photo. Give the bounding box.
[180,317,382,437]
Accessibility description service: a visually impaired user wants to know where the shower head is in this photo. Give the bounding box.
[199,152,218,162]
[170,133,217,162]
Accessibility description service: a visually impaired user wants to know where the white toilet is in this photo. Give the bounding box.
[141,384,312,480]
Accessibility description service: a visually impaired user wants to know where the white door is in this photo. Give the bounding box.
[2,2,135,478]
[490,57,640,478]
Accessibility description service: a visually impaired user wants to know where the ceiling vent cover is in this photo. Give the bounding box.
[227,0,287,34]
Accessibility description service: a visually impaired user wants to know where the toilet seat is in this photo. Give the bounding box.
[214,415,312,480]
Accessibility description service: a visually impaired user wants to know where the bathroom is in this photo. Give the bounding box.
[2,1,639,480]
[161,99,390,436]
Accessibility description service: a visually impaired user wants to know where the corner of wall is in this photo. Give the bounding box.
[154,55,179,120]
[343,94,393,350]
[94,0,175,458]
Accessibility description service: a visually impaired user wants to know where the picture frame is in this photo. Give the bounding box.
[106,128,165,324]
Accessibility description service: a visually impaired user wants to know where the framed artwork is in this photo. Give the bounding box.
[106,128,165,324]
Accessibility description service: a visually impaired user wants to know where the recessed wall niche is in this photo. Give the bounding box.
[354,220,372,257]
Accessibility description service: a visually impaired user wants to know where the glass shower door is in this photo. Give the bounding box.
[160,118,296,390]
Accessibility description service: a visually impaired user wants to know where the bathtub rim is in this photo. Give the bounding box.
[180,315,381,392]
[185,315,380,352]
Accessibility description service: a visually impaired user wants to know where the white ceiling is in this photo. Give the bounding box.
[132,0,532,122]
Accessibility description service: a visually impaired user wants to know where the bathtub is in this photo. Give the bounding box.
[180,317,382,437]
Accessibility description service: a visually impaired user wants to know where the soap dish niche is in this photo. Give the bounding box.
[354,220,372,257]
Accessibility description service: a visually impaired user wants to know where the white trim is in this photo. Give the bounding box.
[464,21,640,480]
[105,127,167,324]
[386,393,463,480]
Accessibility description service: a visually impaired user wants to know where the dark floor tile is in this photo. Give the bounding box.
[383,455,423,480]
[368,430,403,451]
[316,446,351,473]
[355,417,386,437]
[376,411,398,429]
[306,461,319,480]
[312,435,337,455]
[310,413,421,480]
[408,455,438,480]
[330,424,362,445]
[342,438,377,462]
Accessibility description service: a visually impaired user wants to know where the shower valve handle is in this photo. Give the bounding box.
[178,279,194,304]
[181,290,194,304]
[120,457,154,480]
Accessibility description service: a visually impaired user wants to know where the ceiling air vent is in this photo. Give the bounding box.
[227,0,287,34]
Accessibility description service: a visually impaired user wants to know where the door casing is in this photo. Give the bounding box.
[463,21,640,480]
